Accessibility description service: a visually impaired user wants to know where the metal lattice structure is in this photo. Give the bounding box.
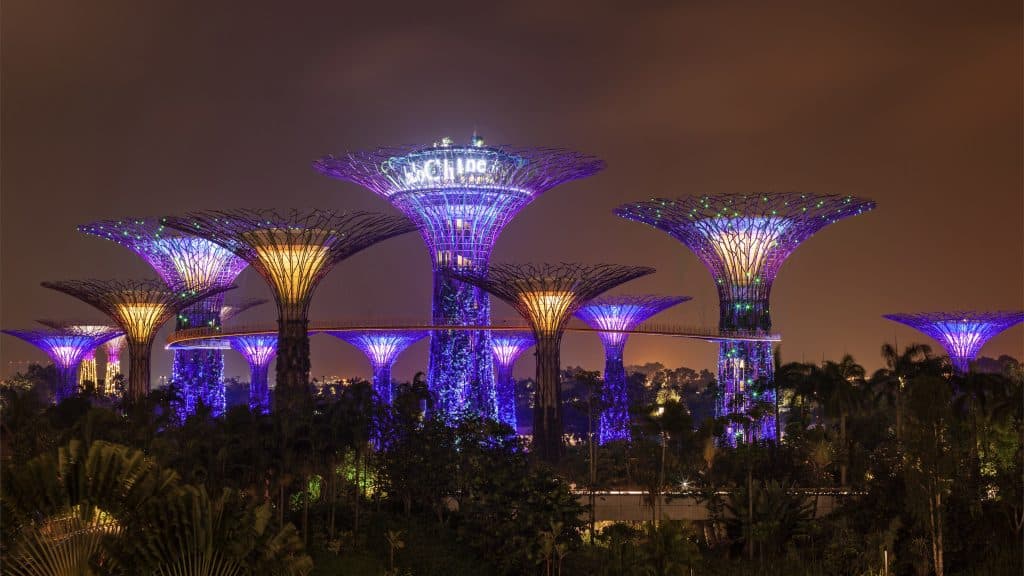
[883,311,1024,374]
[41,279,233,401]
[220,298,268,322]
[489,331,535,432]
[314,137,605,419]
[448,263,655,461]
[80,218,250,415]
[226,334,278,413]
[324,331,428,405]
[35,321,122,392]
[103,335,126,391]
[616,193,875,443]
[160,209,416,407]
[574,295,691,443]
[2,326,121,401]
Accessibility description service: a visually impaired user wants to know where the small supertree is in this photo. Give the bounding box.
[315,137,604,419]
[448,263,655,462]
[883,311,1024,374]
[103,335,126,391]
[161,209,416,409]
[41,279,233,401]
[2,326,121,401]
[80,218,249,415]
[225,335,278,413]
[325,331,428,404]
[574,295,691,443]
[489,331,535,432]
[616,193,875,443]
[220,298,268,322]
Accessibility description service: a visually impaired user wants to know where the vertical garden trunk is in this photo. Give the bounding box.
[533,336,564,463]
[276,313,311,411]
[55,364,79,403]
[127,339,153,401]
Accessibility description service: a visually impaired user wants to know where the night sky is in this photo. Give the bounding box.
[2,1,1021,385]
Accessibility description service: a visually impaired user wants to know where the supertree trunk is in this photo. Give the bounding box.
[533,336,564,463]
[55,365,79,403]
[173,349,226,415]
[373,363,393,405]
[127,339,153,401]
[600,343,629,444]
[275,311,311,411]
[495,363,518,431]
[250,362,270,414]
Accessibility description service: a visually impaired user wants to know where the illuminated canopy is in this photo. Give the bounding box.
[2,326,121,401]
[883,311,1024,373]
[227,334,278,413]
[325,330,428,404]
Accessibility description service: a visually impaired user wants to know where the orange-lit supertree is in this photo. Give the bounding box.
[41,279,232,400]
[161,209,416,409]
[448,263,654,462]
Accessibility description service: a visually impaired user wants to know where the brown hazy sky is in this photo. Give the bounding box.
[2,0,1022,384]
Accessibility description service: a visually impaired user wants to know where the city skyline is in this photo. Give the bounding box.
[2,1,1021,385]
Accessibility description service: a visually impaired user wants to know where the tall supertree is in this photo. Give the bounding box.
[225,334,278,413]
[574,295,691,443]
[616,193,875,443]
[103,335,126,392]
[883,311,1024,374]
[324,331,428,404]
[41,279,232,401]
[161,209,416,410]
[314,136,605,418]
[220,298,268,322]
[489,331,535,432]
[448,263,655,462]
[2,326,121,401]
[79,218,249,415]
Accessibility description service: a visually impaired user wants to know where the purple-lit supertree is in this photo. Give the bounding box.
[2,326,121,401]
[41,279,233,401]
[36,321,120,393]
[489,331,535,432]
[574,295,690,443]
[79,219,249,415]
[160,209,416,411]
[616,193,875,443]
[448,263,655,463]
[883,311,1024,374]
[314,136,605,418]
[324,331,428,404]
[226,334,278,413]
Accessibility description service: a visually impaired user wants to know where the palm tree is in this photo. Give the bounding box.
[814,355,866,486]
[872,343,933,444]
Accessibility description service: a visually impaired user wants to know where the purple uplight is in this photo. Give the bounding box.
[575,295,690,443]
[79,218,248,415]
[490,331,535,431]
[884,311,1024,373]
[324,331,428,404]
[314,137,604,419]
[228,335,277,413]
[3,327,121,401]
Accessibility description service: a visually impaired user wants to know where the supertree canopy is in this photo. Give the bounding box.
[161,209,416,410]
[616,193,875,443]
[325,331,428,405]
[80,218,249,415]
[103,335,126,392]
[574,295,690,443]
[2,326,121,401]
[314,136,605,418]
[489,331,535,432]
[226,334,278,413]
[41,279,233,401]
[883,311,1024,374]
[220,298,268,322]
[448,263,655,463]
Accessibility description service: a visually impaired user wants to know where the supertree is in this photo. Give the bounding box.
[616,193,875,443]
[883,311,1024,374]
[574,295,691,443]
[225,334,278,413]
[220,298,268,322]
[314,136,605,418]
[324,331,428,404]
[2,326,121,401]
[448,263,655,462]
[79,218,249,415]
[35,321,119,392]
[103,335,126,392]
[41,279,233,401]
[161,209,416,410]
[489,331,535,432]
